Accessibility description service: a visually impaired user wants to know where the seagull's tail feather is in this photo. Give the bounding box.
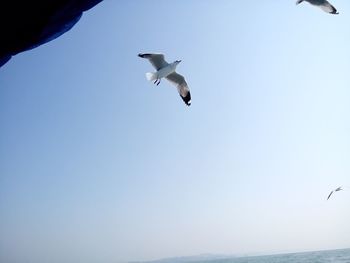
[145,72,157,81]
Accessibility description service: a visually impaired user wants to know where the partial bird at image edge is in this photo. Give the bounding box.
[296,0,339,15]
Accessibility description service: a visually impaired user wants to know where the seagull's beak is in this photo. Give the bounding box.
[179,60,182,63]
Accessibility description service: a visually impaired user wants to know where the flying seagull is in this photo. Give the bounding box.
[138,53,191,106]
[296,0,339,14]
[327,186,343,200]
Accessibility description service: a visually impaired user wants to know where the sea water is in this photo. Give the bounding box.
[194,248,350,263]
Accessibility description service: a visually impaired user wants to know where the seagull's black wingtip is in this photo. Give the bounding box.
[180,93,191,106]
[330,7,339,14]
[138,53,152,58]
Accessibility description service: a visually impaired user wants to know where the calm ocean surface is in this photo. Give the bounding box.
[192,249,350,263]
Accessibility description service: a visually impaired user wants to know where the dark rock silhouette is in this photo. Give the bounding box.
[0,0,103,68]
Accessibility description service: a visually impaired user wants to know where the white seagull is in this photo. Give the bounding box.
[327,186,343,200]
[138,53,191,106]
[296,0,339,14]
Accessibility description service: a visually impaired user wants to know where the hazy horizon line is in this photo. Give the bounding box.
[132,247,350,263]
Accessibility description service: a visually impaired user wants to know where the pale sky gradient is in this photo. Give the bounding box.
[1,1,350,262]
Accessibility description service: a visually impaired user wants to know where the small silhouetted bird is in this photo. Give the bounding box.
[327,186,343,200]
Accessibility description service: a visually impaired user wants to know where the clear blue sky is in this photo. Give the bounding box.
[1,1,350,262]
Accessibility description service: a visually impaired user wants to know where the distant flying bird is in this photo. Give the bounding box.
[138,53,191,106]
[296,0,339,14]
[327,186,343,200]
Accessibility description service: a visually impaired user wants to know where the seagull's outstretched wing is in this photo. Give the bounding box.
[138,53,169,70]
[320,1,338,14]
[327,191,334,200]
[166,72,191,106]
[335,187,343,192]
